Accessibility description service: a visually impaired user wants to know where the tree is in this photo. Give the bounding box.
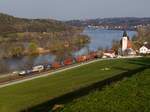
[11,45,24,57]
[111,40,120,54]
[28,42,38,55]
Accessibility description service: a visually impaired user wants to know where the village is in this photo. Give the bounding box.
[104,30,150,58]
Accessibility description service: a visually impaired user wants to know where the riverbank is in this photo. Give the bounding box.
[0,32,89,59]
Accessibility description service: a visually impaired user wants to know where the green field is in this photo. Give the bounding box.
[0,58,149,112]
[60,67,150,112]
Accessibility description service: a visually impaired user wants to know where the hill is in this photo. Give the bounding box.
[0,13,72,34]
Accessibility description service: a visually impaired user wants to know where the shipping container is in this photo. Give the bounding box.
[51,62,62,69]
[85,55,92,60]
[90,52,98,59]
[63,58,73,66]
[32,65,44,73]
[75,56,86,63]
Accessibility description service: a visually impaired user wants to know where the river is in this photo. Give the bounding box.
[0,28,136,74]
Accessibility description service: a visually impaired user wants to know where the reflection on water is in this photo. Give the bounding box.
[83,28,136,50]
[0,28,136,74]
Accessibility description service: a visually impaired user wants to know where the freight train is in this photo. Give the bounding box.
[18,52,101,76]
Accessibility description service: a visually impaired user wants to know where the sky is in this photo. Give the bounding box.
[0,0,150,20]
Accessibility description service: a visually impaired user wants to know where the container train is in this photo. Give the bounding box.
[18,52,101,76]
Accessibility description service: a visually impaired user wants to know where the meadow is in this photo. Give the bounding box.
[60,68,150,112]
[0,57,149,112]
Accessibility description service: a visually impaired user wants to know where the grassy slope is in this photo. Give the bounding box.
[0,58,149,112]
[61,68,150,112]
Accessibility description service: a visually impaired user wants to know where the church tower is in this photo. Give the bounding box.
[121,30,128,53]
[119,30,135,56]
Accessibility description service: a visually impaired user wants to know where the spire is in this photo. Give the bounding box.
[123,30,127,37]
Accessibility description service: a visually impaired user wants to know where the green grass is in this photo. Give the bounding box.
[0,58,149,112]
[60,68,150,112]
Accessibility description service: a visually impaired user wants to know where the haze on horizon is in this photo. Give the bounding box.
[0,0,150,20]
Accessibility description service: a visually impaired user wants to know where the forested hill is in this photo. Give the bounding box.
[0,13,73,34]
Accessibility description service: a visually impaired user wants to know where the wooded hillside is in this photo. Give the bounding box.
[0,13,72,34]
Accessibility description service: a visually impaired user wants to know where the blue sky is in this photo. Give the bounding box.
[0,0,149,20]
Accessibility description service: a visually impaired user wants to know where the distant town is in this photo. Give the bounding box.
[66,17,150,30]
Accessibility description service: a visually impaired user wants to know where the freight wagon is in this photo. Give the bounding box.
[63,58,74,66]
[51,62,62,69]
[32,65,44,73]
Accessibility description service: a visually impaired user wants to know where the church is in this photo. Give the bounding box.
[119,31,136,56]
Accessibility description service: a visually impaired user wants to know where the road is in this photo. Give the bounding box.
[0,56,142,88]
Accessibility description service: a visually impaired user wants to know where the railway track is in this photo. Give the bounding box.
[0,56,142,88]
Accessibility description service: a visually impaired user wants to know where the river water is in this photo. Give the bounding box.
[0,28,136,74]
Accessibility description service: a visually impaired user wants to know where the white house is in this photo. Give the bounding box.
[126,48,136,56]
[139,45,150,54]
[103,50,116,58]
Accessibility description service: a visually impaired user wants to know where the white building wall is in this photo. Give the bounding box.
[139,46,149,54]
[122,37,128,52]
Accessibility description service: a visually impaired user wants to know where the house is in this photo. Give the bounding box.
[103,50,116,58]
[125,48,136,56]
[139,44,150,54]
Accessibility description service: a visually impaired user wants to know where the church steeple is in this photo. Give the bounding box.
[123,30,127,37]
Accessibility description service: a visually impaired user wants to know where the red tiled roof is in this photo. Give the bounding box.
[144,44,150,49]
[127,40,132,48]
[104,50,115,54]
